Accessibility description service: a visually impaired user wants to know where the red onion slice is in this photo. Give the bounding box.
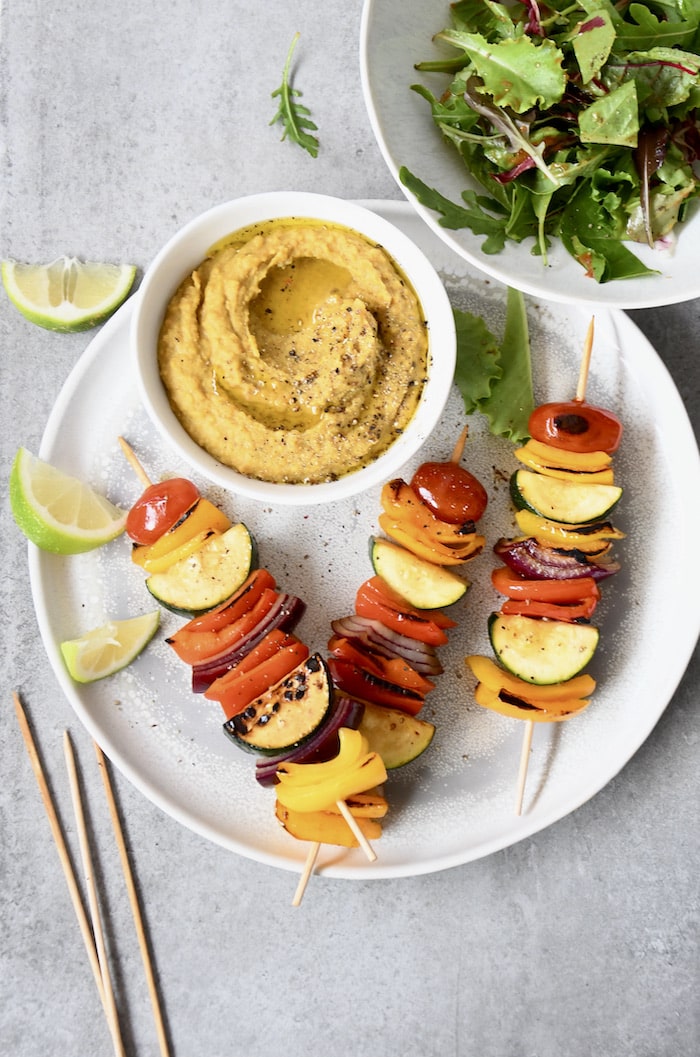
[494,537,621,581]
[330,615,443,675]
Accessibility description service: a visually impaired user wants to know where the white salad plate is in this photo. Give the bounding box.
[29,201,700,880]
[360,0,700,310]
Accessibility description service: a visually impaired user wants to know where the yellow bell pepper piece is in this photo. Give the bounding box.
[275,727,388,814]
[132,498,231,573]
[467,655,596,702]
[518,439,612,471]
[515,509,625,550]
[379,513,484,566]
[275,801,384,847]
[474,681,591,720]
[515,441,614,484]
[474,681,591,722]
[471,680,592,722]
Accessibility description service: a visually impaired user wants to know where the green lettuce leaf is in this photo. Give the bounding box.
[578,80,640,146]
[453,288,533,442]
[437,30,567,113]
[560,184,660,279]
[572,8,616,83]
[478,287,534,441]
[453,310,502,411]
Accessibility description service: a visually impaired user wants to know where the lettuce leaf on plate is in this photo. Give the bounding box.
[453,287,533,442]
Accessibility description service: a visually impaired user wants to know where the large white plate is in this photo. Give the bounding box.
[360,0,700,310]
[30,202,700,880]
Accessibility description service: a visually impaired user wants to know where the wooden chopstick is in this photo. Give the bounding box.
[12,693,110,1015]
[13,691,171,1057]
[63,731,125,1057]
[94,741,171,1057]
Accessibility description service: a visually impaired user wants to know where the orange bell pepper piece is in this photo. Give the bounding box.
[131,498,231,573]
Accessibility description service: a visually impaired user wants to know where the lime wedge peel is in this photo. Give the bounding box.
[61,610,161,683]
[9,447,127,554]
[1,256,136,332]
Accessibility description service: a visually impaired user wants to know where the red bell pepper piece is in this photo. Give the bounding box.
[204,630,302,697]
[491,567,601,604]
[355,578,452,646]
[167,586,279,664]
[180,568,277,634]
[499,596,599,622]
[207,641,311,720]
[326,657,425,716]
[327,635,435,695]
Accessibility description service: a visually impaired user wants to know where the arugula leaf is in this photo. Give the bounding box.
[611,3,700,51]
[559,183,660,280]
[453,288,533,442]
[270,33,319,158]
[399,166,510,252]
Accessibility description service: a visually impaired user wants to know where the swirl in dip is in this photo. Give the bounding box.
[157,218,429,484]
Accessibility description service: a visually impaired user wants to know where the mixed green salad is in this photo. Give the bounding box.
[402,0,700,282]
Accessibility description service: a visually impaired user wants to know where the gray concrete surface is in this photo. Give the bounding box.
[1,3,698,1056]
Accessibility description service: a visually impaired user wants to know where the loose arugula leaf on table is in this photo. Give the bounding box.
[453,287,533,443]
[270,33,319,158]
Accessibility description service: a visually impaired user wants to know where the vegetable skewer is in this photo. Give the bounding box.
[515,319,594,812]
[120,427,487,898]
[468,318,625,813]
[118,440,383,899]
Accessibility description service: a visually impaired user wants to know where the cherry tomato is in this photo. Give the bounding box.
[410,462,488,524]
[528,401,622,454]
[125,478,200,544]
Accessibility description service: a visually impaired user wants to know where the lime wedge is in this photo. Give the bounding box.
[61,610,160,683]
[1,256,136,331]
[9,447,127,554]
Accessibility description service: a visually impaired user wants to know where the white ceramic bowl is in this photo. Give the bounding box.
[360,0,700,310]
[132,192,456,505]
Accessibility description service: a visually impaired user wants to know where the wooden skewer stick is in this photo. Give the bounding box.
[575,317,595,403]
[63,732,125,1057]
[514,720,535,816]
[94,742,171,1057]
[117,435,152,488]
[292,842,322,907]
[12,693,109,1013]
[291,801,377,907]
[514,316,595,816]
[450,423,469,463]
[335,799,377,862]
